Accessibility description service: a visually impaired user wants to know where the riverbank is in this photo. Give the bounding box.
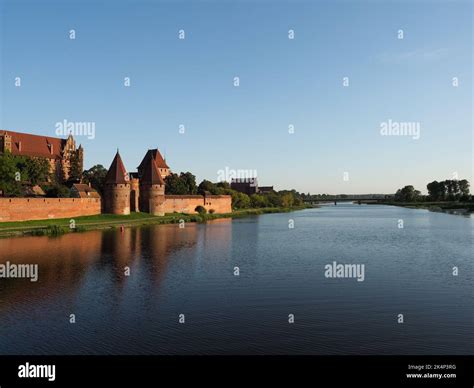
[0,206,311,238]
[372,201,474,213]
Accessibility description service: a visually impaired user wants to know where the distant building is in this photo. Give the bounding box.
[230,178,258,195]
[71,183,100,199]
[230,179,274,195]
[0,130,83,183]
[258,186,274,194]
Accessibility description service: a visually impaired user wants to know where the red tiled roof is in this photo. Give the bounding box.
[138,149,169,171]
[140,157,164,185]
[105,151,129,184]
[72,184,100,198]
[0,130,66,159]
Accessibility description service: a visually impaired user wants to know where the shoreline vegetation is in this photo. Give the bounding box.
[0,205,312,238]
[370,201,474,213]
[307,178,473,215]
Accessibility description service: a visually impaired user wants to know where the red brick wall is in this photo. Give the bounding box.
[162,195,231,214]
[0,198,101,222]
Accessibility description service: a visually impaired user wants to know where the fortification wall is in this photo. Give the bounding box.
[162,195,231,214]
[0,194,231,222]
[0,198,101,222]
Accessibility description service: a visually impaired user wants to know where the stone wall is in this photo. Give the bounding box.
[0,194,231,222]
[161,195,231,214]
[0,198,101,222]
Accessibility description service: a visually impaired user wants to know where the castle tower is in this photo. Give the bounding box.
[104,151,131,215]
[137,149,170,179]
[139,155,165,216]
[77,144,84,171]
[0,132,12,153]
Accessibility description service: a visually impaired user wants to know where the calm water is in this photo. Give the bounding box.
[0,204,472,355]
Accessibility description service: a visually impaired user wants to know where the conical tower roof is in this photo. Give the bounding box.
[138,148,169,171]
[140,156,164,185]
[105,151,129,184]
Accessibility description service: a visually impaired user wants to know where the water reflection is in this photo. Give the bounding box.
[0,220,232,316]
[0,209,471,355]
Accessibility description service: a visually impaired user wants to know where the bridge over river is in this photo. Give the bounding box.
[303,195,393,205]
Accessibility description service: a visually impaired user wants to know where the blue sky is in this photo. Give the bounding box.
[1,0,472,194]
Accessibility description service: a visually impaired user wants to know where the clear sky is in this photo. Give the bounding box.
[1,0,472,194]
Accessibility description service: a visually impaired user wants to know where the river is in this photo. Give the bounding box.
[0,204,472,354]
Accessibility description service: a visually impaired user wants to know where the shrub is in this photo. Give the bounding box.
[43,184,71,198]
[209,209,215,214]
[195,205,207,214]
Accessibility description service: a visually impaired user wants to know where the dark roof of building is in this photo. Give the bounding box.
[138,149,169,171]
[140,157,164,185]
[230,177,258,186]
[0,130,67,159]
[72,183,95,191]
[105,151,129,184]
[71,184,100,198]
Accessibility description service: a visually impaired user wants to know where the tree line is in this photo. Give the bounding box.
[394,179,471,202]
[163,172,304,209]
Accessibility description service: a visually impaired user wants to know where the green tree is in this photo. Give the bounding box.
[0,152,22,196]
[69,151,83,182]
[82,164,108,195]
[250,194,268,208]
[44,184,70,198]
[198,179,218,195]
[165,173,188,194]
[195,205,207,214]
[459,179,470,200]
[394,185,421,202]
[280,193,294,207]
[231,191,251,209]
[427,180,442,201]
[179,172,197,194]
[266,191,283,207]
[216,181,230,190]
[25,157,50,185]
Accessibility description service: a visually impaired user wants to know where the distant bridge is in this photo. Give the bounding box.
[303,195,393,205]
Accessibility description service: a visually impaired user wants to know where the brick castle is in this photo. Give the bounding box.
[104,149,231,216]
[0,130,83,182]
[0,130,230,222]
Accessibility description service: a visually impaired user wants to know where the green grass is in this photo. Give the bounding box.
[0,206,309,238]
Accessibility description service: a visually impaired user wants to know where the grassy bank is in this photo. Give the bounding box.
[372,201,474,213]
[0,206,310,238]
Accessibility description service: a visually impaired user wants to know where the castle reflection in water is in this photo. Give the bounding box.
[0,219,235,315]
